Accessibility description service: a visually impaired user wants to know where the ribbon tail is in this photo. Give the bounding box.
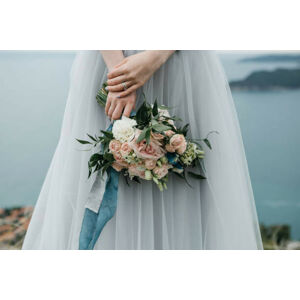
[79,167,120,250]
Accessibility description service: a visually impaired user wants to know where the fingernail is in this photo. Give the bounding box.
[105,86,109,91]
[117,96,120,98]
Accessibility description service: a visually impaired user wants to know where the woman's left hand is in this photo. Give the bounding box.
[106,51,174,98]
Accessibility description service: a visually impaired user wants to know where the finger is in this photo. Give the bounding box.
[105,97,112,115]
[119,84,139,98]
[112,102,125,120]
[107,81,134,92]
[123,102,134,118]
[107,75,127,86]
[108,99,118,118]
[107,66,126,79]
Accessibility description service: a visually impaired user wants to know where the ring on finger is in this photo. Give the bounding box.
[122,82,128,91]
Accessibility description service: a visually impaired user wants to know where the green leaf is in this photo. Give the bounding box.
[188,171,206,180]
[90,153,102,161]
[96,83,108,107]
[87,134,97,142]
[145,128,151,144]
[132,176,141,184]
[203,138,212,150]
[103,152,114,162]
[136,101,152,126]
[136,127,148,143]
[101,130,113,139]
[152,99,158,116]
[151,119,158,125]
[76,139,92,145]
[152,123,171,132]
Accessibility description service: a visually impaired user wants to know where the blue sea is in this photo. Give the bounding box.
[1,51,300,239]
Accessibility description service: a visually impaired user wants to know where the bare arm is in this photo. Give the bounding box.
[100,50,125,71]
[106,50,175,97]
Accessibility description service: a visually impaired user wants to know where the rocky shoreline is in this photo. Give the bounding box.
[0,207,300,250]
[0,207,33,250]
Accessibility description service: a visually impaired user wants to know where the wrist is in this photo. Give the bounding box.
[147,50,175,69]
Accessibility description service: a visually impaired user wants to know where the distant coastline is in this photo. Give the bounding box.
[229,68,300,91]
[240,54,300,64]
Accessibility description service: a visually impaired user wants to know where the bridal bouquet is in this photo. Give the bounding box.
[77,84,210,191]
[77,83,212,249]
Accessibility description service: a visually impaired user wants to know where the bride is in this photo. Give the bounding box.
[22,50,263,250]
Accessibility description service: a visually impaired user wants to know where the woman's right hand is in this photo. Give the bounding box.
[105,90,136,120]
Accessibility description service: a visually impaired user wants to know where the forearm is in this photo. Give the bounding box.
[100,50,125,71]
[146,50,175,70]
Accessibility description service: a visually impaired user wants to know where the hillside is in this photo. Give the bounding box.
[229,68,300,90]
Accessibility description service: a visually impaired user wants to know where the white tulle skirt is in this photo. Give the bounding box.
[22,50,263,250]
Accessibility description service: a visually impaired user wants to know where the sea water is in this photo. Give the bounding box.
[0,51,300,239]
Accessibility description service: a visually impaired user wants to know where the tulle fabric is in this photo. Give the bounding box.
[22,50,263,250]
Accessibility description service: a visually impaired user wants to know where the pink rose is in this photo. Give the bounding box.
[152,164,171,179]
[109,139,122,152]
[112,162,125,172]
[113,151,129,167]
[128,165,146,179]
[120,142,132,158]
[151,131,165,146]
[129,130,166,160]
[169,134,187,153]
[144,159,157,170]
[177,144,187,154]
[113,151,122,161]
[165,144,175,153]
[164,130,175,137]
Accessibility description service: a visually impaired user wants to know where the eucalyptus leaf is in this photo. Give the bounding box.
[87,134,97,142]
[136,127,148,143]
[203,138,212,150]
[152,123,171,132]
[145,128,151,144]
[90,153,102,161]
[101,130,113,139]
[76,139,92,145]
[152,99,158,116]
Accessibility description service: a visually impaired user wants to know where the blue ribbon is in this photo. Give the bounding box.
[79,166,120,249]
[79,121,119,250]
[166,152,183,170]
[79,112,136,250]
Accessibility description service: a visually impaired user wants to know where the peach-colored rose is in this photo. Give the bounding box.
[120,142,132,158]
[152,164,171,179]
[165,144,175,153]
[151,131,165,146]
[113,151,129,167]
[177,143,187,154]
[164,130,175,137]
[112,162,125,172]
[129,130,166,160]
[109,139,122,152]
[128,165,146,179]
[151,131,164,140]
[113,151,122,161]
[144,159,157,170]
[169,134,187,153]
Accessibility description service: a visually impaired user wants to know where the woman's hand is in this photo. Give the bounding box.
[106,51,174,98]
[105,90,136,120]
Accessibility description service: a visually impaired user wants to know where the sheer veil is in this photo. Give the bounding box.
[22,51,263,250]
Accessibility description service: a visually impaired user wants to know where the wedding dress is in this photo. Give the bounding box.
[22,50,263,250]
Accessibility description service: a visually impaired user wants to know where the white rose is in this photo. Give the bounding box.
[158,107,174,126]
[112,116,137,143]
